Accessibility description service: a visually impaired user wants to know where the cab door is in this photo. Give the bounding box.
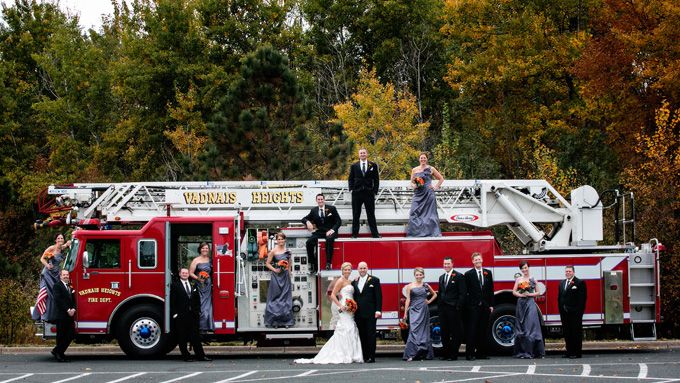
[75,237,127,334]
[212,219,236,334]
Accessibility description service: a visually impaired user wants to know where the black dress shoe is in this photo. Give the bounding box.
[197,356,212,362]
[351,235,358,239]
[466,356,476,361]
[372,235,381,238]
[568,355,578,359]
[476,356,489,360]
[562,355,571,358]
[183,357,195,362]
[365,358,375,363]
[325,263,332,270]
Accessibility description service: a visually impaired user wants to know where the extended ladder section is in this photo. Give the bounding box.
[46,179,604,251]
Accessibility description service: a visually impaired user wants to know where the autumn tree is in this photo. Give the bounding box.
[333,68,429,178]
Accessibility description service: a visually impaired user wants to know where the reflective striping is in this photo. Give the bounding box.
[0,374,33,383]
[104,373,146,383]
[77,321,108,329]
[159,372,202,383]
[214,371,258,383]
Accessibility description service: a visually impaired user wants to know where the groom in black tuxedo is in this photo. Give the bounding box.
[352,261,382,363]
[348,148,380,238]
[464,252,494,360]
[559,265,587,359]
[171,268,210,362]
[302,194,342,270]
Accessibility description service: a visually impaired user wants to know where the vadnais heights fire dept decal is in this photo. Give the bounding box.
[165,188,322,207]
[79,287,121,303]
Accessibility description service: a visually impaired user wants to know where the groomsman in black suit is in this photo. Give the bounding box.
[52,269,76,362]
[464,252,494,360]
[302,194,342,270]
[438,257,467,360]
[352,261,382,363]
[559,265,587,359]
[348,148,380,238]
[171,268,211,362]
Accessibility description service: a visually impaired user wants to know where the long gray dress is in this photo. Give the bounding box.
[195,262,215,332]
[513,278,545,358]
[403,285,434,360]
[264,251,295,327]
[406,167,441,237]
[32,250,64,322]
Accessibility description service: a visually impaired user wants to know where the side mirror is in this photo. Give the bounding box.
[82,251,89,268]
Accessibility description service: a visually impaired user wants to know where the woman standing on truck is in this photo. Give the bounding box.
[189,242,215,332]
[406,152,444,237]
[32,233,71,322]
[264,232,294,328]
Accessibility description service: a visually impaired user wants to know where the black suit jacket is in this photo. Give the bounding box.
[352,275,383,319]
[558,277,587,314]
[301,205,342,233]
[465,268,494,308]
[348,161,380,194]
[171,279,200,319]
[438,270,467,309]
[53,280,76,321]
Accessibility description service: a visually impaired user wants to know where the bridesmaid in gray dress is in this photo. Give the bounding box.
[32,233,70,322]
[190,242,215,332]
[403,267,438,361]
[512,261,545,358]
[264,232,295,328]
[407,153,444,237]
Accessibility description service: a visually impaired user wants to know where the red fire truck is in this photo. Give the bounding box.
[35,180,663,357]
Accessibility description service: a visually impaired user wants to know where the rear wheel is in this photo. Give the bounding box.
[116,304,171,358]
[488,303,516,354]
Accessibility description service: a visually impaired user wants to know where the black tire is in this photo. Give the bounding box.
[116,304,170,358]
[488,303,517,355]
[399,313,443,357]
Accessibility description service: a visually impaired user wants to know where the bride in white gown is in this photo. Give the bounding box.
[296,262,363,364]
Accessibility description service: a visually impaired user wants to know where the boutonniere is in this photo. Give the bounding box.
[452,272,457,277]
[483,271,489,276]
[570,280,575,286]
[367,276,372,282]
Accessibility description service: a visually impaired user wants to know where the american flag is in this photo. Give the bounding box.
[35,287,47,315]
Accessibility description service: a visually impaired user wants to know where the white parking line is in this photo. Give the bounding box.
[638,363,648,379]
[441,373,523,383]
[581,364,591,377]
[526,365,536,375]
[51,373,92,383]
[0,375,33,383]
[104,373,146,383]
[294,370,317,377]
[159,372,203,383]
[214,370,258,383]
[471,366,481,372]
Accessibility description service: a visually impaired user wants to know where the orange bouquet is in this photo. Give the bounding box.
[414,177,425,189]
[518,280,533,294]
[277,260,289,270]
[344,298,358,313]
[44,252,54,260]
[198,271,210,281]
[399,318,409,330]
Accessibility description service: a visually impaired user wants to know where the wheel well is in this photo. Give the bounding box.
[109,295,164,336]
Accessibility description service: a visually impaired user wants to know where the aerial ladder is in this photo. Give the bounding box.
[38,179,611,253]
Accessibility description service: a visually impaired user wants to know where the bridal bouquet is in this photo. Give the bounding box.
[342,298,358,313]
[414,177,425,190]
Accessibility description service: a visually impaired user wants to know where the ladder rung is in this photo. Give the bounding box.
[630,283,655,287]
[630,301,655,305]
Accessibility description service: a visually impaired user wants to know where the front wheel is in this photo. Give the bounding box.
[488,303,516,355]
[116,304,171,358]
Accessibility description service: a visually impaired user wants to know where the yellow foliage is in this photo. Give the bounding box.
[165,85,207,159]
[332,69,429,179]
[526,137,578,197]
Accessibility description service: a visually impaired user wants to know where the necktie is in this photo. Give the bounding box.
[362,163,366,175]
[478,270,483,288]
[444,272,450,286]
[184,281,190,296]
[565,279,570,291]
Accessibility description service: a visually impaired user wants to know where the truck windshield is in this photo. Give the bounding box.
[63,238,79,272]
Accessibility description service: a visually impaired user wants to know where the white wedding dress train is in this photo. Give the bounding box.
[295,285,363,364]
